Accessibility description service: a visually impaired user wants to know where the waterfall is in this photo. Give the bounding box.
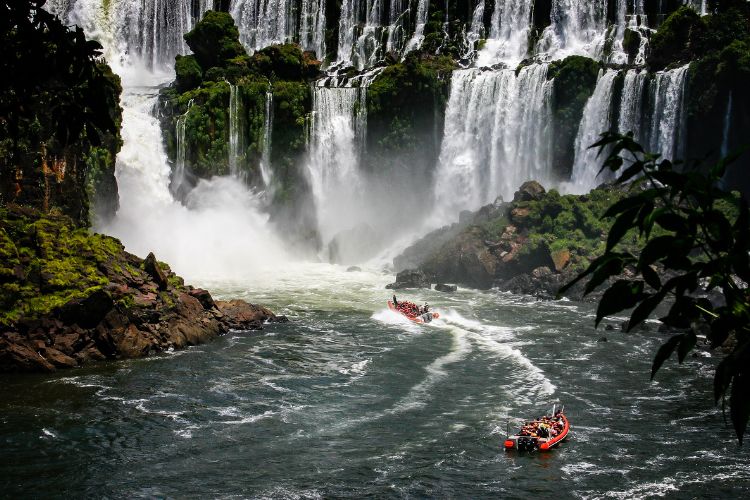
[337,0,361,67]
[300,0,327,59]
[385,0,411,54]
[228,84,242,177]
[476,0,533,67]
[569,70,619,192]
[721,92,733,158]
[433,64,554,217]
[465,1,486,50]
[618,69,648,143]
[537,0,609,61]
[260,91,274,188]
[404,0,429,55]
[647,65,690,161]
[307,84,368,242]
[230,0,297,52]
[172,100,193,196]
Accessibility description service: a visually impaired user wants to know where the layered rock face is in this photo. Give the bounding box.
[0,206,285,373]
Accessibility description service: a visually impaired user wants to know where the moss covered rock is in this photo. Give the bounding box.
[394,183,632,293]
[184,10,245,71]
[0,206,282,372]
[547,56,601,180]
[0,3,122,227]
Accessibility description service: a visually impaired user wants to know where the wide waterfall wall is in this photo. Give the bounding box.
[47,0,719,261]
[231,0,326,59]
[434,65,554,216]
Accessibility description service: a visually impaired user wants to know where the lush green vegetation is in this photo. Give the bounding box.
[0,207,124,326]
[366,53,454,175]
[561,132,750,444]
[0,0,122,226]
[160,11,320,189]
[547,56,601,180]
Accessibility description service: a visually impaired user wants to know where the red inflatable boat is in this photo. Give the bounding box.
[388,300,440,324]
[504,408,570,452]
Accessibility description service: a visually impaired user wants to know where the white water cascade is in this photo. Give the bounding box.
[538,0,610,61]
[476,0,534,67]
[647,65,690,162]
[307,85,368,243]
[300,0,327,59]
[618,69,648,143]
[404,0,430,55]
[433,65,554,218]
[721,92,733,158]
[230,0,326,58]
[50,0,290,279]
[172,100,193,196]
[569,70,619,192]
[260,91,274,189]
[228,84,242,177]
[62,0,200,69]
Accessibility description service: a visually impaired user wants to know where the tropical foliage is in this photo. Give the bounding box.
[561,133,750,444]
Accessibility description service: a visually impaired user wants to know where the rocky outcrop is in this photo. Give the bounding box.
[0,206,284,373]
[393,183,631,297]
[386,269,431,290]
[435,284,457,293]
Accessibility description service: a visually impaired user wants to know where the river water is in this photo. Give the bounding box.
[1,265,748,498]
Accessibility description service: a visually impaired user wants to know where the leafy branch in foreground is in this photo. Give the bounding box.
[559,132,750,444]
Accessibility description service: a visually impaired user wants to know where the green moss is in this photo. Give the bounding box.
[175,54,203,93]
[366,53,454,175]
[183,11,245,72]
[548,56,601,180]
[0,208,128,326]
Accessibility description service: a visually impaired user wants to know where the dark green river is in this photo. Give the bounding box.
[1,266,748,498]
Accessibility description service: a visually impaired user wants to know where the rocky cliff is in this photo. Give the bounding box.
[0,206,286,372]
[391,181,631,298]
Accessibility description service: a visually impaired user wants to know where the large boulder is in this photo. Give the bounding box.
[513,181,546,202]
[386,269,432,290]
[143,252,169,290]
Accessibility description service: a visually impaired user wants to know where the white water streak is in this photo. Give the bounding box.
[570,70,619,192]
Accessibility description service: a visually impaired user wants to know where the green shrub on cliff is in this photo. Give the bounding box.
[184,10,245,71]
[175,54,203,93]
[366,53,454,174]
[649,5,750,71]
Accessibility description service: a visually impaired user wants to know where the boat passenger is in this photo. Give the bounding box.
[393,295,398,307]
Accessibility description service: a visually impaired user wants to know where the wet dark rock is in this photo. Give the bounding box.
[386,269,431,290]
[513,181,546,202]
[346,266,362,272]
[605,324,615,331]
[435,283,457,293]
[0,209,282,373]
[189,288,216,310]
[57,288,115,329]
[598,336,608,342]
[143,252,169,290]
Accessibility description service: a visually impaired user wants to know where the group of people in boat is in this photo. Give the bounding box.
[392,295,429,317]
[517,411,565,439]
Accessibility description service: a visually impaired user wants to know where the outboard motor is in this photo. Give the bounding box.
[517,436,538,452]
